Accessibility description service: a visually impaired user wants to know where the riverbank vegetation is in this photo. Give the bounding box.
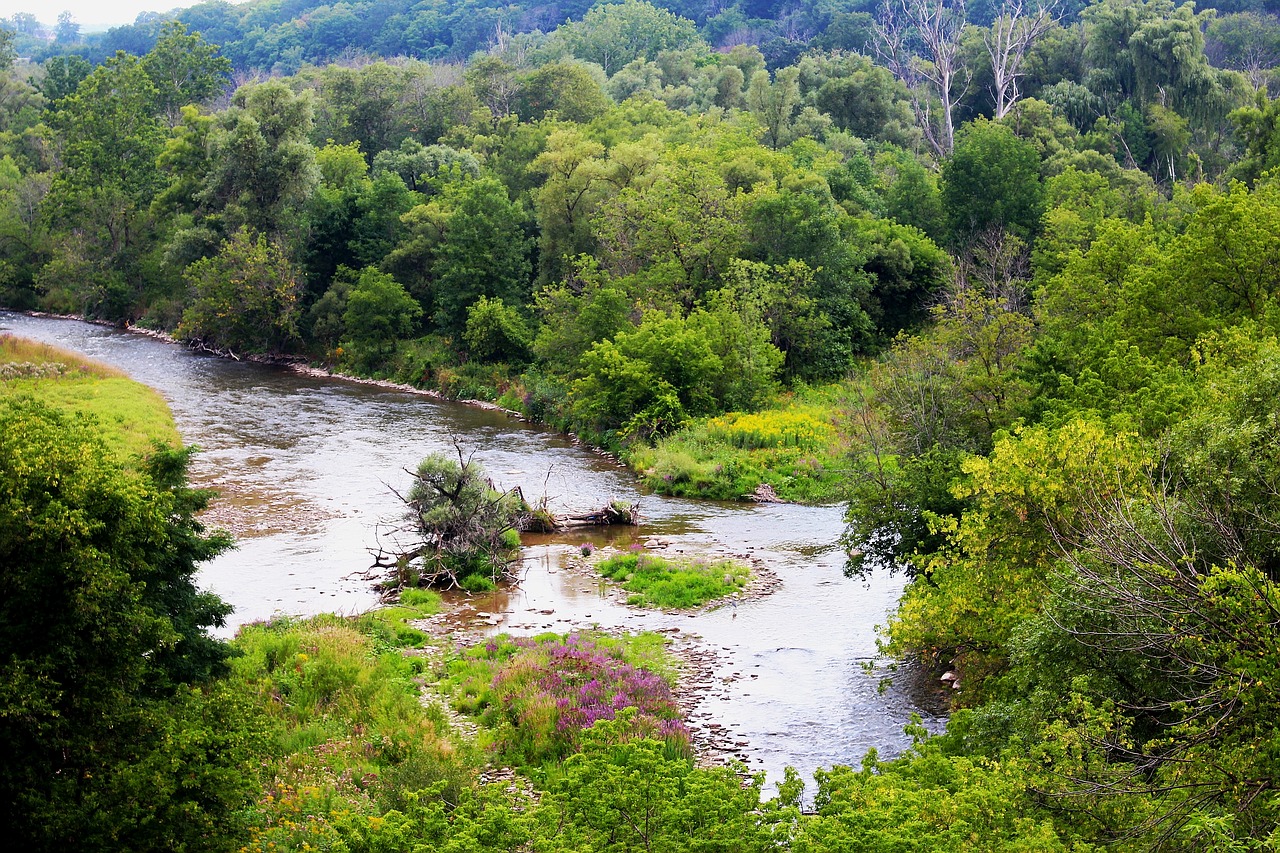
[442,631,689,763]
[0,333,179,456]
[6,0,1280,847]
[373,449,525,594]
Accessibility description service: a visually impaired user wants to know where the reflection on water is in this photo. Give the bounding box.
[1,311,945,790]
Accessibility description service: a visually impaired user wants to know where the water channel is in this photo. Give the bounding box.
[1,311,945,791]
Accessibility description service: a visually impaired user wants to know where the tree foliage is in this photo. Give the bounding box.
[0,397,262,851]
[179,227,302,355]
[377,448,524,592]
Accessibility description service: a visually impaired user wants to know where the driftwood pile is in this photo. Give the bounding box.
[516,496,640,533]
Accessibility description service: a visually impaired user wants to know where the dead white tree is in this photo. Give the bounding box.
[875,0,971,158]
[984,0,1057,119]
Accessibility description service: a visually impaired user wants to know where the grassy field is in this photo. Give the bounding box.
[0,333,179,460]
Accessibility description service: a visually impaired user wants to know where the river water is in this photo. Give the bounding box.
[1,311,944,791]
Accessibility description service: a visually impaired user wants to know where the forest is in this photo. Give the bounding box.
[4,0,1280,849]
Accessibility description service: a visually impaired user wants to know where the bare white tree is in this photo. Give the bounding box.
[875,0,971,158]
[984,0,1058,119]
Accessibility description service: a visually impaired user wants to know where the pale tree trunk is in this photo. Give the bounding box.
[875,0,971,158]
[985,1,1057,119]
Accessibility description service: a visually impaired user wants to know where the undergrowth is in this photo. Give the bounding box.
[231,612,475,850]
[440,632,689,765]
[628,384,853,503]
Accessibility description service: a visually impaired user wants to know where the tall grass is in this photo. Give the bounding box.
[232,612,475,850]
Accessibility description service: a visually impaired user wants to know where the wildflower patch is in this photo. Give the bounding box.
[445,632,690,764]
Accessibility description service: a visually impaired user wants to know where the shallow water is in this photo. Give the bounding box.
[1,312,945,791]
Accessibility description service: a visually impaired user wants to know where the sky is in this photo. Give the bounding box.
[0,2,204,31]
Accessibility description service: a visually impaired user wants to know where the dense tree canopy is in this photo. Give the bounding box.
[8,0,1280,848]
[0,397,261,851]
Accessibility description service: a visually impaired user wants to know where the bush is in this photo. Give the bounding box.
[378,450,524,592]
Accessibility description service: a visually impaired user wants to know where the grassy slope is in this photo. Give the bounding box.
[0,333,179,460]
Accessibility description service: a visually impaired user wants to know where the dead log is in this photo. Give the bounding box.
[516,500,639,532]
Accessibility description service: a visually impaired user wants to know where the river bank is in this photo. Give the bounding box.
[0,310,943,789]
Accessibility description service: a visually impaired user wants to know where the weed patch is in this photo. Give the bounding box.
[441,632,689,765]
[596,550,751,609]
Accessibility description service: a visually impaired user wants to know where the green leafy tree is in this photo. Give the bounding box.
[309,62,413,155]
[349,170,417,268]
[304,266,355,352]
[372,139,481,195]
[201,79,318,239]
[432,176,532,336]
[515,61,610,124]
[557,0,702,76]
[943,118,1044,245]
[140,20,232,126]
[877,147,947,241]
[535,711,771,852]
[746,66,802,150]
[794,745,1068,851]
[1206,11,1280,91]
[1229,90,1280,185]
[594,152,748,310]
[0,397,263,852]
[179,227,302,355]
[1027,349,1280,840]
[530,127,608,285]
[342,267,422,362]
[533,255,632,376]
[54,10,79,45]
[38,54,91,105]
[573,311,724,439]
[805,52,917,147]
[464,295,532,364]
[1081,0,1223,120]
[42,51,165,318]
[843,287,1036,578]
[743,182,876,371]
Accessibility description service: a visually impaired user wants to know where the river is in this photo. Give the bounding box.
[1,311,945,793]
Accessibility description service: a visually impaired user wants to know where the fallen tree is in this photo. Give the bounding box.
[516,499,640,533]
[371,448,524,594]
[370,447,641,595]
